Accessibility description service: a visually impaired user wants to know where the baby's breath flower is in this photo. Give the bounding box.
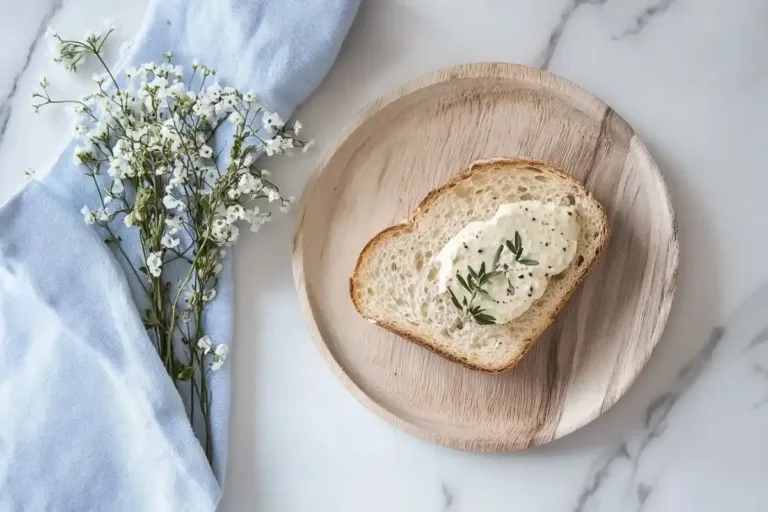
[161,233,180,249]
[92,73,108,85]
[110,179,124,195]
[303,139,316,153]
[163,194,186,211]
[229,112,244,126]
[33,43,308,460]
[197,335,212,354]
[95,208,110,222]
[81,205,95,225]
[210,343,228,371]
[72,146,93,165]
[199,145,213,158]
[165,216,183,235]
[279,196,296,214]
[265,186,280,202]
[244,91,259,103]
[225,204,244,224]
[262,112,285,131]
[146,252,163,278]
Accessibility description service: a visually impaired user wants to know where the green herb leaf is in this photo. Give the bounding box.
[506,240,516,254]
[485,270,502,280]
[466,273,476,290]
[514,231,522,253]
[492,244,504,270]
[467,265,479,280]
[507,285,515,296]
[518,259,539,266]
[455,273,471,292]
[474,313,497,325]
[479,261,487,277]
[177,366,195,381]
[448,288,462,309]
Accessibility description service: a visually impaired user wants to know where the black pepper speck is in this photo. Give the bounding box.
[518,275,524,279]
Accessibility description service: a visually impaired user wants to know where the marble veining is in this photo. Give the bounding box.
[538,0,683,69]
[611,0,680,40]
[0,0,62,145]
[573,327,725,512]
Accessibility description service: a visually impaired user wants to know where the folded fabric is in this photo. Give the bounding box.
[0,0,358,510]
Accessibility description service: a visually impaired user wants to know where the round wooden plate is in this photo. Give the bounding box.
[292,63,678,451]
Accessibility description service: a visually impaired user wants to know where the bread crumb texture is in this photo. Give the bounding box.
[351,159,608,372]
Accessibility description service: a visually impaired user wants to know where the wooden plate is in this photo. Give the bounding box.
[292,63,678,451]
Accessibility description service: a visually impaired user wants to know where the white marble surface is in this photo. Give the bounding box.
[2,0,768,510]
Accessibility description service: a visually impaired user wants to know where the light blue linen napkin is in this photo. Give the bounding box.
[0,0,358,510]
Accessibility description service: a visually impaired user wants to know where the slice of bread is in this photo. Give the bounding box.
[350,158,609,372]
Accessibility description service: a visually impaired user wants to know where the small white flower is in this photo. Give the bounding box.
[197,335,212,354]
[92,72,109,85]
[262,112,285,131]
[199,144,213,158]
[202,289,217,302]
[229,112,244,126]
[111,179,124,195]
[265,186,280,202]
[73,146,91,165]
[103,195,113,205]
[165,216,183,235]
[95,208,110,222]
[213,262,223,276]
[225,204,244,224]
[244,91,259,103]
[192,58,200,69]
[244,208,270,233]
[280,197,295,214]
[293,120,302,134]
[163,194,186,211]
[146,251,163,277]
[211,343,228,371]
[123,211,135,228]
[302,139,315,153]
[81,205,95,224]
[206,83,223,102]
[161,233,180,249]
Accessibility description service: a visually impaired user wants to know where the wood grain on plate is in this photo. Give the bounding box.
[292,63,678,451]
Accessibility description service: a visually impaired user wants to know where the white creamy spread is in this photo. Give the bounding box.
[435,201,580,325]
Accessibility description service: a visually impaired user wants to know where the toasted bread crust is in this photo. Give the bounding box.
[350,157,610,372]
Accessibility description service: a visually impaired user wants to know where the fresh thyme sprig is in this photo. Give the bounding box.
[448,231,540,325]
[505,230,539,266]
[448,254,502,326]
